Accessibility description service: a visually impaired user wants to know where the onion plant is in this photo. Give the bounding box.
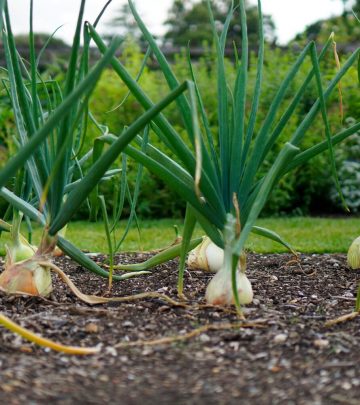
[0,0,108,354]
[0,0,121,296]
[0,0,197,297]
[90,0,360,313]
[95,124,202,289]
[0,0,201,352]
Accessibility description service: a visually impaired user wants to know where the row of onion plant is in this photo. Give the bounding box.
[1,0,359,351]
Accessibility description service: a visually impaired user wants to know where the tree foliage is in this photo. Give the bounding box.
[163,0,276,48]
[107,1,276,48]
[294,0,360,44]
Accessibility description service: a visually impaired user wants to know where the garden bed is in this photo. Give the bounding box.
[0,252,359,404]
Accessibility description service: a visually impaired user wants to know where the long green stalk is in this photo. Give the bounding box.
[49,81,190,235]
[0,37,122,189]
[115,238,203,272]
[88,24,226,220]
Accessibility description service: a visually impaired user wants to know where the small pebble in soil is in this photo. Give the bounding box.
[313,339,330,349]
[85,323,99,333]
[273,333,288,344]
[105,347,118,357]
[199,334,211,343]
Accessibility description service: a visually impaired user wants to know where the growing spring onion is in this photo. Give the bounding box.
[0,0,125,298]
[108,0,360,313]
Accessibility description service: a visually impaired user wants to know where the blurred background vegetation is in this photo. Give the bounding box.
[1,0,360,220]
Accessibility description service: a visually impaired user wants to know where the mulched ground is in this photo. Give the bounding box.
[0,252,359,404]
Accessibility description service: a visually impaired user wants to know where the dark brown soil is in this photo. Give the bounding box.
[0,252,359,405]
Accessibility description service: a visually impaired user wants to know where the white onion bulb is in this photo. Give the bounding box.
[0,255,52,297]
[347,236,360,269]
[205,267,253,306]
[187,237,224,272]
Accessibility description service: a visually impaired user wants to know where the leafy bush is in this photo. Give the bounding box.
[330,118,360,212]
[2,40,359,218]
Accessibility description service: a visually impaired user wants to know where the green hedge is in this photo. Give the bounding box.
[2,41,359,219]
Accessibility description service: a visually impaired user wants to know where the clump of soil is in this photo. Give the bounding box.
[0,252,359,404]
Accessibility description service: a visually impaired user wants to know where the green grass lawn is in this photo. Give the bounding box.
[2,216,358,254]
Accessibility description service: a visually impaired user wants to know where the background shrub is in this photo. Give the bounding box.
[2,41,359,219]
[330,118,360,212]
